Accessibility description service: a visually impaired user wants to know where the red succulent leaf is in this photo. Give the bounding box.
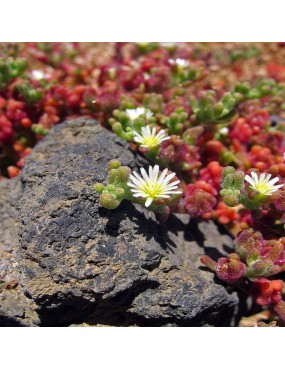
[216,253,246,283]
[252,278,284,306]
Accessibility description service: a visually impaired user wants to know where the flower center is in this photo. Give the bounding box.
[255,183,271,194]
[142,180,165,198]
[142,136,160,148]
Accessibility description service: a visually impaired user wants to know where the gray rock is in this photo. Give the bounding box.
[17,117,238,326]
[0,178,39,326]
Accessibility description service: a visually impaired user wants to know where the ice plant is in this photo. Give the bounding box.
[184,181,217,217]
[190,90,242,125]
[159,136,201,172]
[127,165,182,207]
[125,107,153,121]
[160,107,189,135]
[201,229,285,322]
[0,57,28,88]
[244,172,283,195]
[1,43,285,325]
[220,166,245,207]
[133,126,170,149]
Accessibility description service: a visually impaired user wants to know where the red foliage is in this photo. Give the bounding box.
[252,278,284,305]
[199,161,223,191]
[159,136,201,171]
[215,201,239,224]
[7,166,20,178]
[267,62,285,81]
[216,253,246,283]
[229,117,252,144]
[184,181,217,216]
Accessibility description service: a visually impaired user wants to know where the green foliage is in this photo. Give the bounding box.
[159,107,188,135]
[31,124,49,136]
[171,63,204,84]
[142,93,163,114]
[181,126,204,145]
[220,166,244,207]
[119,95,137,111]
[136,42,160,54]
[95,160,131,209]
[190,90,242,124]
[0,57,28,89]
[213,46,260,65]
[17,82,44,105]
[229,46,260,63]
[109,108,155,141]
[245,259,281,278]
[234,79,276,100]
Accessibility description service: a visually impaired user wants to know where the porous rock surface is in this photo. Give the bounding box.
[1,117,238,326]
[0,178,39,326]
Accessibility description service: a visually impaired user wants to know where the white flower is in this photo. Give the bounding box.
[219,127,229,135]
[133,126,170,149]
[244,172,283,195]
[125,107,153,121]
[168,58,189,68]
[31,70,45,80]
[127,165,182,207]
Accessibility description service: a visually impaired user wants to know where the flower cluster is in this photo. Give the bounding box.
[95,160,182,222]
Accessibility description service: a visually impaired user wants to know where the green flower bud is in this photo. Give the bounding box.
[108,160,121,170]
[222,166,235,179]
[95,183,105,193]
[222,192,240,207]
[100,192,120,209]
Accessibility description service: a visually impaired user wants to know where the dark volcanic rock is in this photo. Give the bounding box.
[0,178,39,326]
[18,117,238,326]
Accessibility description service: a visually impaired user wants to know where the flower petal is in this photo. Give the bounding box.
[245,175,255,186]
[145,197,153,207]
